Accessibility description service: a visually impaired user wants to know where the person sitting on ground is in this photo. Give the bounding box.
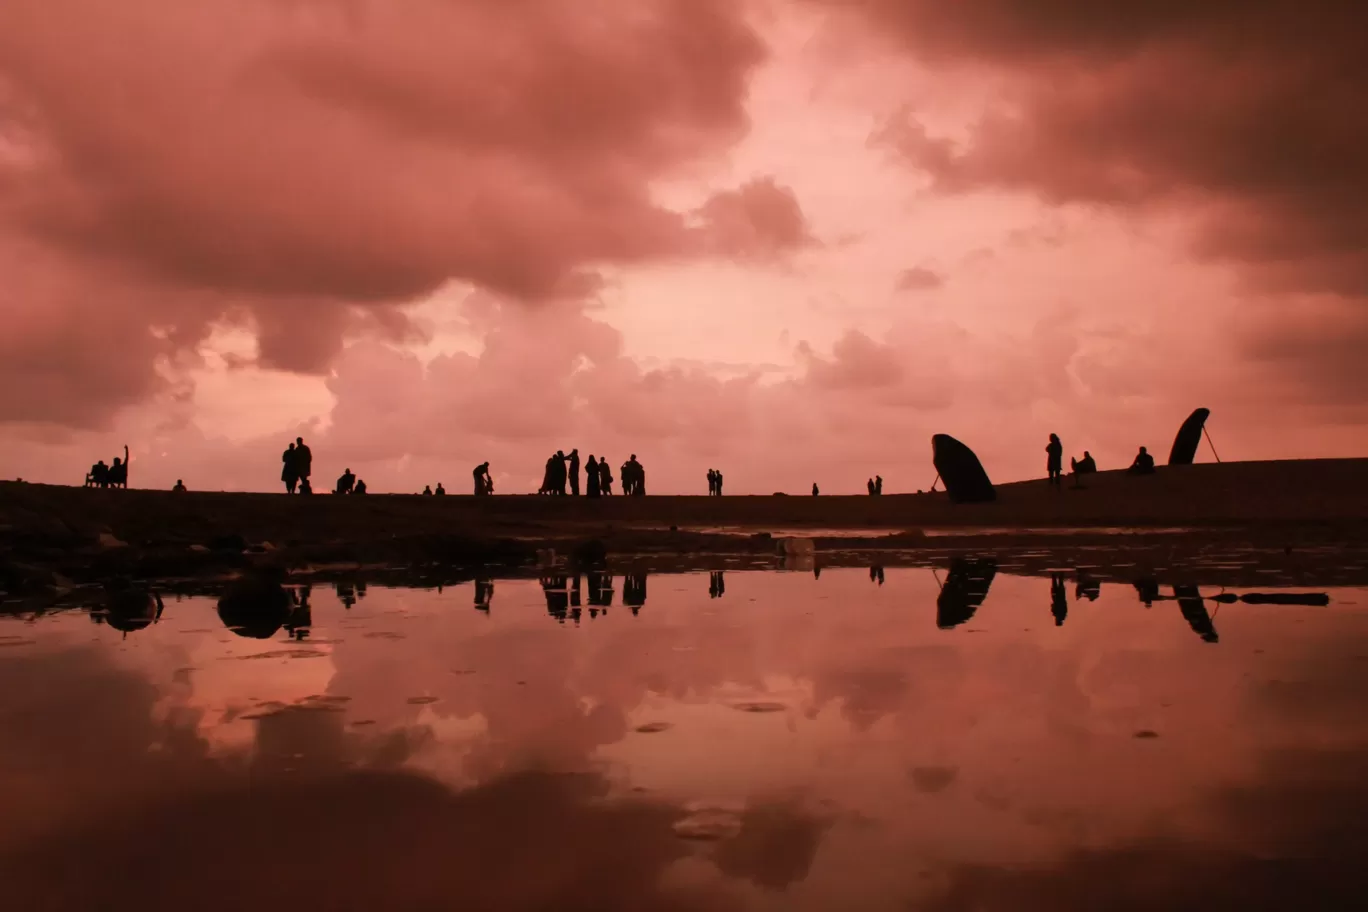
[422,485,433,496]
[354,479,367,494]
[87,460,109,488]
[299,478,313,494]
[173,479,187,493]
[1127,446,1156,475]
[435,482,446,496]
[1073,451,1097,474]
[335,467,356,494]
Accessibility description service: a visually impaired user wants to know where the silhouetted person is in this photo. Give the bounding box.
[567,449,581,495]
[598,458,613,495]
[294,437,312,485]
[422,485,433,496]
[1128,446,1156,475]
[173,479,187,492]
[1134,576,1160,607]
[86,460,108,488]
[624,572,647,615]
[715,470,724,496]
[435,482,446,496]
[707,468,717,495]
[554,450,568,495]
[282,442,299,493]
[473,462,490,495]
[106,445,130,489]
[474,578,494,613]
[354,479,367,494]
[867,478,875,495]
[1046,434,1063,487]
[875,475,883,495]
[1073,451,1097,474]
[631,455,646,496]
[285,584,313,641]
[335,467,355,494]
[709,570,726,599]
[586,455,600,497]
[587,571,614,608]
[1075,570,1100,601]
[870,565,885,585]
[1050,574,1068,626]
[812,483,819,496]
[298,477,312,495]
[541,575,569,622]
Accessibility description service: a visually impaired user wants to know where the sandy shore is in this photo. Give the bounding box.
[3,458,1367,593]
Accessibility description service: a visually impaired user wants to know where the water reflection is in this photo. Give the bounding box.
[3,563,1367,910]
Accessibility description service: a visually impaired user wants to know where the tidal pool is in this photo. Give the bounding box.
[2,565,1366,910]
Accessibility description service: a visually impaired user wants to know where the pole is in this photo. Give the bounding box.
[1203,426,1222,463]
[928,473,941,493]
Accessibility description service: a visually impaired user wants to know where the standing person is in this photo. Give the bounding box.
[473,462,490,495]
[1046,434,1063,487]
[812,482,819,496]
[715,470,723,496]
[598,457,613,495]
[294,437,313,488]
[875,475,883,495]
[585,455,601,498]
[567,449,581,496]
[630,455,646,496]
[867,478,875,495]
[281,442,298,494]
[707,469,716,495]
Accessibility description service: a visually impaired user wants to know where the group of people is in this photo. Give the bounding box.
[1046,434,1157,485]
[84,446,130,489]
[422,483,446,496]
[281,437,314,494]
[536,449,647,497]
[866,475,884,495]
[334,467,367,495]
[706,468,725,496]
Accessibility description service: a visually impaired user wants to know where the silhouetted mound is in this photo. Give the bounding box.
[217,569,293,639]
[937,558,997,628]
[104,590,161,633]
[1168,408,1210,466]
[932,435,996,504]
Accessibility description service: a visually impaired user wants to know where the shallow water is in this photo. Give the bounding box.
[3,566,1367,910]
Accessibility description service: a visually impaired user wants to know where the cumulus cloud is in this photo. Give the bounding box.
[0,0,818,426]
[821,0,1368,392]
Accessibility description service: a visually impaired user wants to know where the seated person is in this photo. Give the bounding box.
[1072,451,1097,473]
[354,479,367,494]
[435,483,446,496]
[173,479,187,492]
[1127,446,1156,475]
[335,468,356,494]
[422,485,433,496]
[299,478,313,494]
[87,461,108,488]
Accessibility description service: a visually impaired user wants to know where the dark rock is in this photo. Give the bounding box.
[207,533,249,553]
[571,538,608,567]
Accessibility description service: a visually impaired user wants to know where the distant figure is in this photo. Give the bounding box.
[108,445,130,489]
[586,455,600,498]
[473,462,491,495]
[875,475,883,495]
[870,565,885,585]
[707,468,718,496]
[435,482,446,496]
[335,467,355,495]
[867,478,876,495]
[632,455,646,496]
[554,450,568,495]
[354,479,367,494]
[173,479,187,493]
[1072,451,1097,474]
[715,470,724,496]
[281,442,299,494]
[87,460,109,488]
[298,478,313,495]
[422,485,433,496]
[598,458,613,495]
[567,449,581,496]
[709,570,726,599]
[1046,434,1063,487]
[1050,574,1068,626]
[294,437,313,485]
[812,483,819,496]
[1128,446,1156,475]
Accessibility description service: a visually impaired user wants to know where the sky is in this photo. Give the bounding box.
[2,0,1366,494]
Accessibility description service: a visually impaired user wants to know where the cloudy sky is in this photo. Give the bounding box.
[2,0,1365,494]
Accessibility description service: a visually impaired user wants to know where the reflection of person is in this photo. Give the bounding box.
[709,571,726,599]
[1050,574,1068,627]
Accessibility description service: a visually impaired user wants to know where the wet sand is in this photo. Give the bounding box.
[3,458,1366,591]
